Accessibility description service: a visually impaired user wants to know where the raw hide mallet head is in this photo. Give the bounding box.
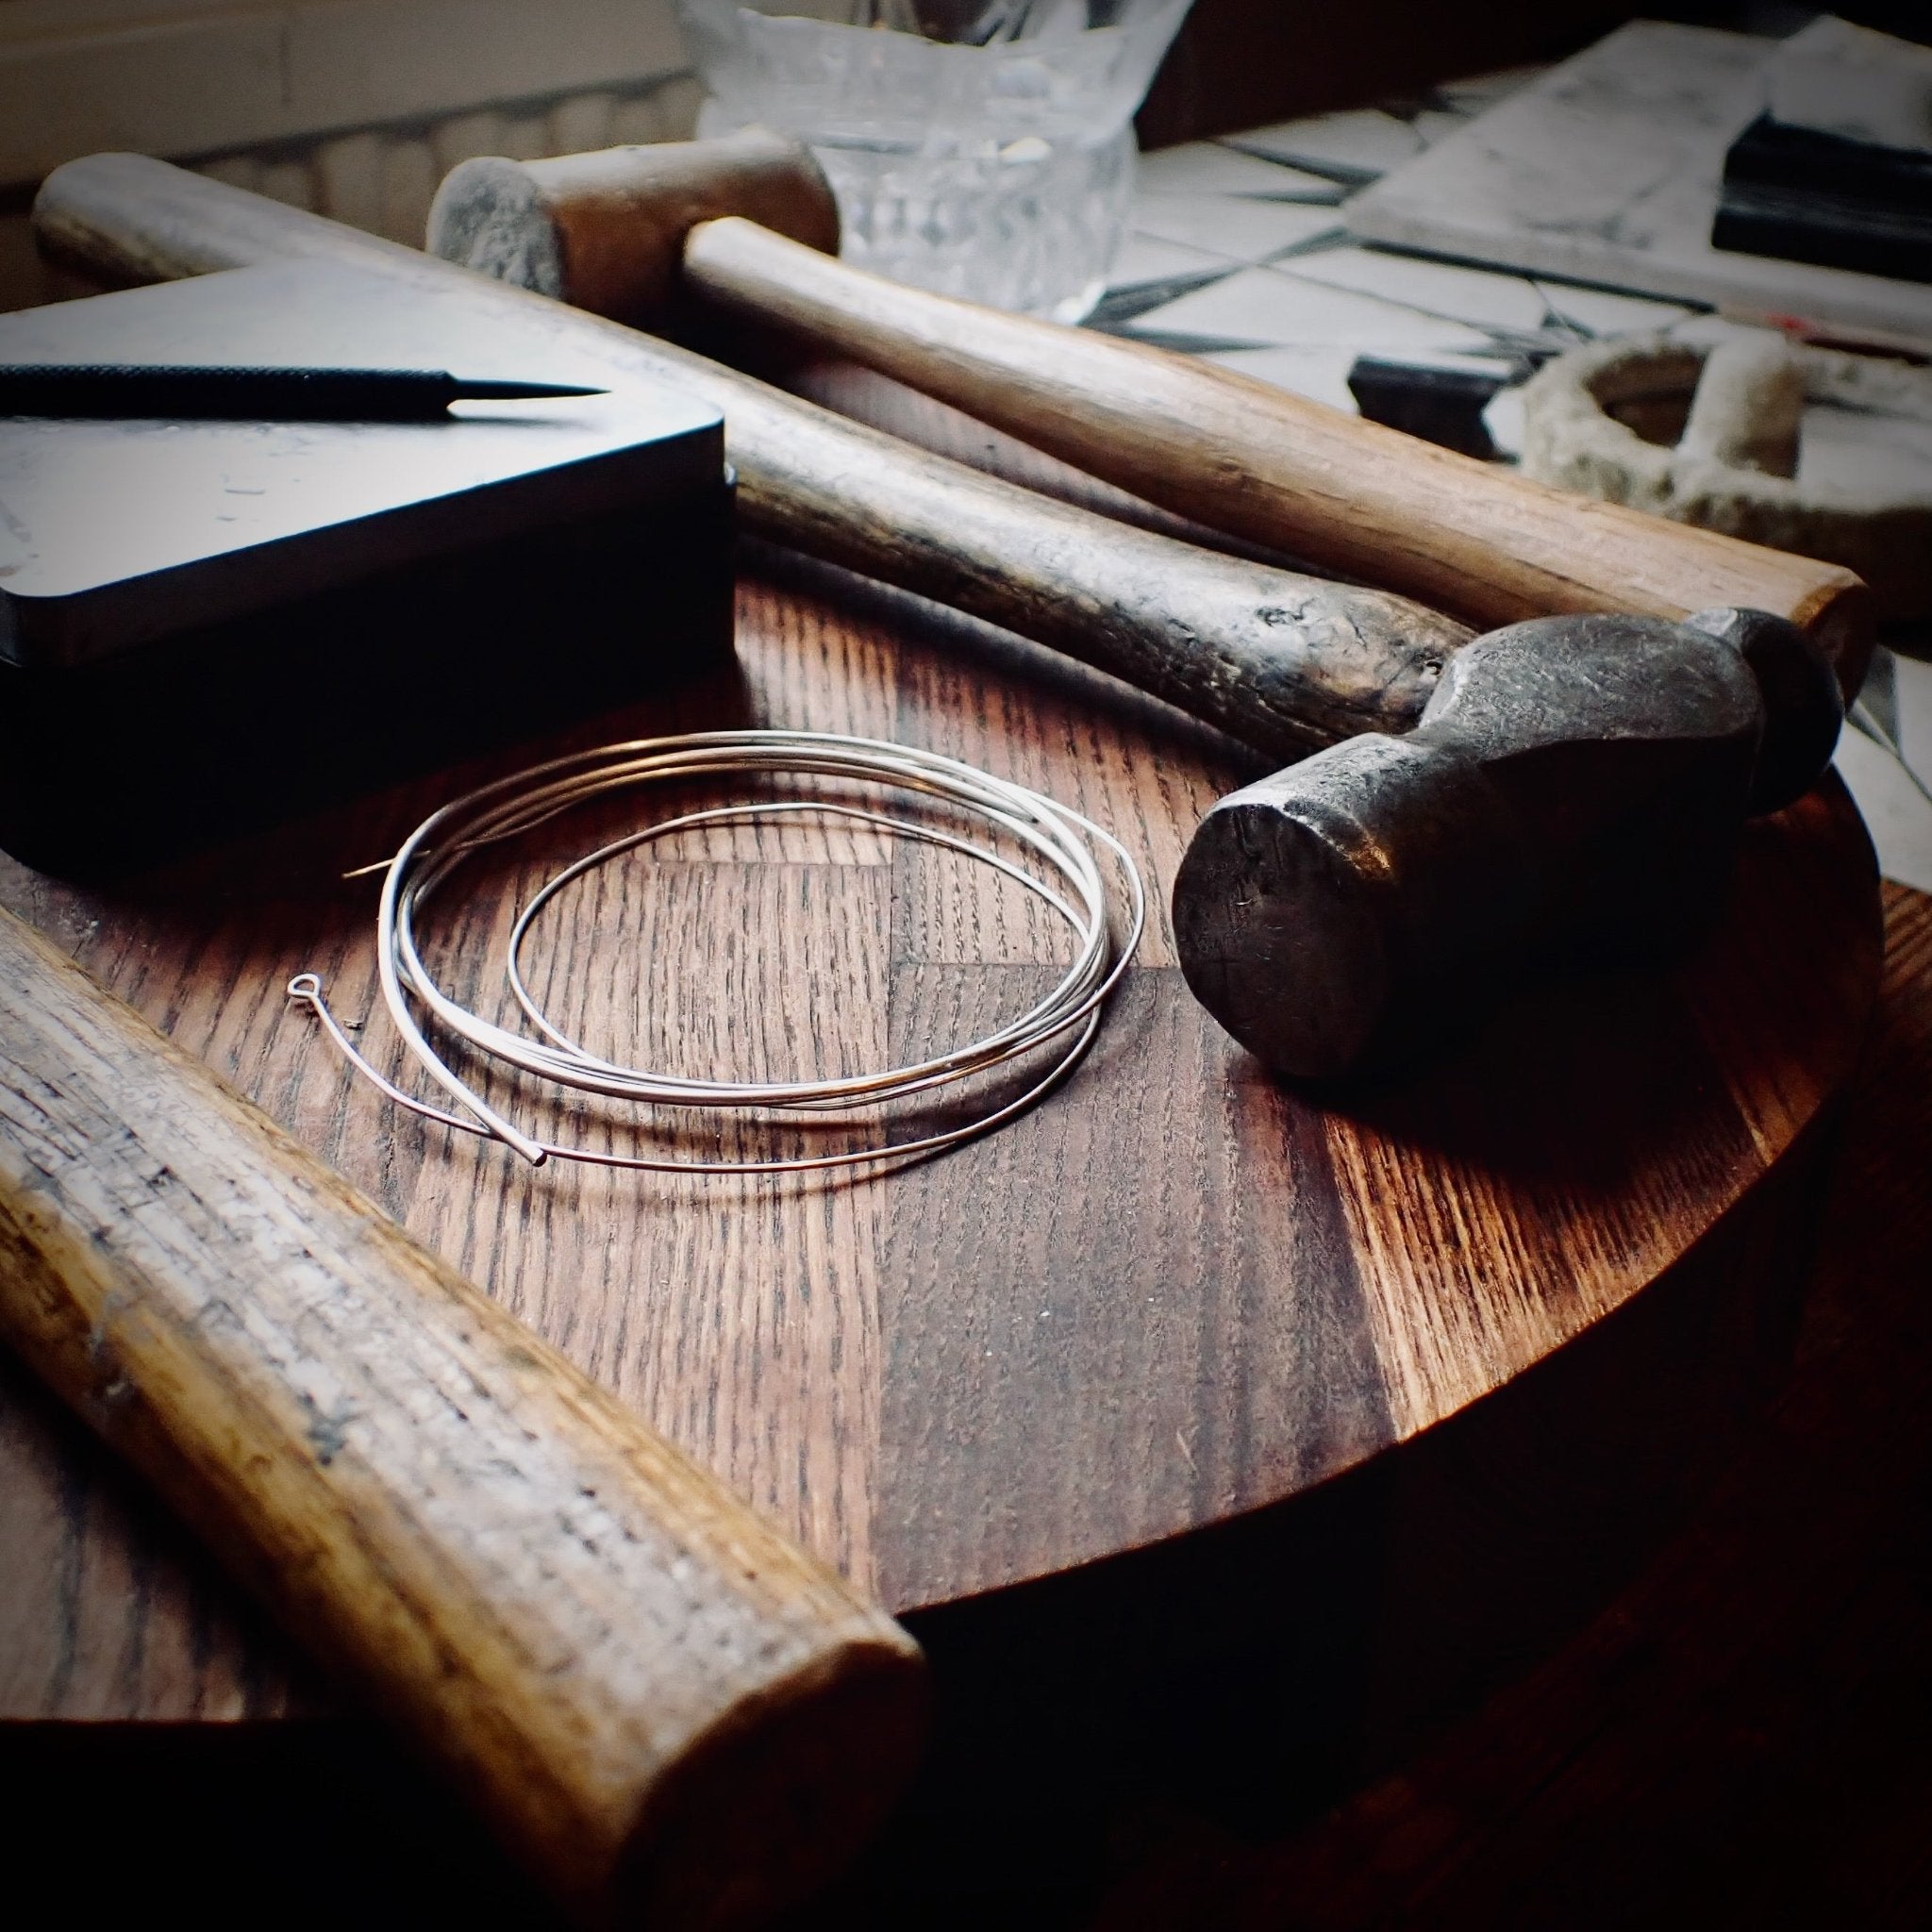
[427,127,842,324]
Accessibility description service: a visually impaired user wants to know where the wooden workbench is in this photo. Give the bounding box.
[0,371,1895,1925]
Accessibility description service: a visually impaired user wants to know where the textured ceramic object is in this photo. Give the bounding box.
[1520,333,1932,621]
[673,0,1191,320]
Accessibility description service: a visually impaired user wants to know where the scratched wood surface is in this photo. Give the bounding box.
[1069,885,1932,1932]
[0,375,1886,1724]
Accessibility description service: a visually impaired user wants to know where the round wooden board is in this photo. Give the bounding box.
[0,526,1884,1704]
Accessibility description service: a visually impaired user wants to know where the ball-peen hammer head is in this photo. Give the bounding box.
[1173,608,1844,1081]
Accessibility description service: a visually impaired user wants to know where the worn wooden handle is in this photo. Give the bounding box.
[0,908,924,1929]
[679,218,1874,682]
[32,155,1469,759]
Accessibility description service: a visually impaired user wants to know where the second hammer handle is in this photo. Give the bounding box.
[33,155,1467,759]
[680,218,1872,673]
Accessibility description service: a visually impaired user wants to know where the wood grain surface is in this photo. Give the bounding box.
[1074,885,1932,1932]
[0,413,1884,1733]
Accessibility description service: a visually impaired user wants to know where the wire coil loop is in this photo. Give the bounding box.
[291,730,1143,1175]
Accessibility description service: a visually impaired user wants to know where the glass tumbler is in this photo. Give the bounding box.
[672,0,1193,322]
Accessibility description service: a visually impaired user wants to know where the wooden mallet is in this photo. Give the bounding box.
[425,131,1872,671]
[0,907,925,1929]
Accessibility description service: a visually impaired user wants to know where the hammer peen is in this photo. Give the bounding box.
[425,130,1873,674]
[1174,606,1844,1077]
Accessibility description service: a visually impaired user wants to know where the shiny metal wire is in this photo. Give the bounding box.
[288,730,1143,1175]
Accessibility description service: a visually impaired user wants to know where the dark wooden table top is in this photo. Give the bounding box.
[0,373,1888,1725]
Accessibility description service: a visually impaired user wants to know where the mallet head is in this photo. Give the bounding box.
[1173,608,1843,1080]
[427,126,841,324]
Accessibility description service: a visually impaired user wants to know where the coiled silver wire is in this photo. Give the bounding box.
[289,729,1143,1175]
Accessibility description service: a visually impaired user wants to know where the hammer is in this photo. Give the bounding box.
[419,139,1857,1071]
[424,131,1872,669]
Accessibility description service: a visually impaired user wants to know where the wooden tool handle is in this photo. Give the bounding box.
[679,218,1874,684]
[32,155,1470,758]
[0,908,924,1928]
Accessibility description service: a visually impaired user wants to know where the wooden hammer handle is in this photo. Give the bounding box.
[31,154,1469,757]
[679,218,1874,678]
[0,907,924,1928]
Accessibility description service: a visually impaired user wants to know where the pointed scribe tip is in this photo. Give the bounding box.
[452,376,608,400]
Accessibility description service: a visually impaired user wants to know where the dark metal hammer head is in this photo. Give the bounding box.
[1172,608,1844,1080]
